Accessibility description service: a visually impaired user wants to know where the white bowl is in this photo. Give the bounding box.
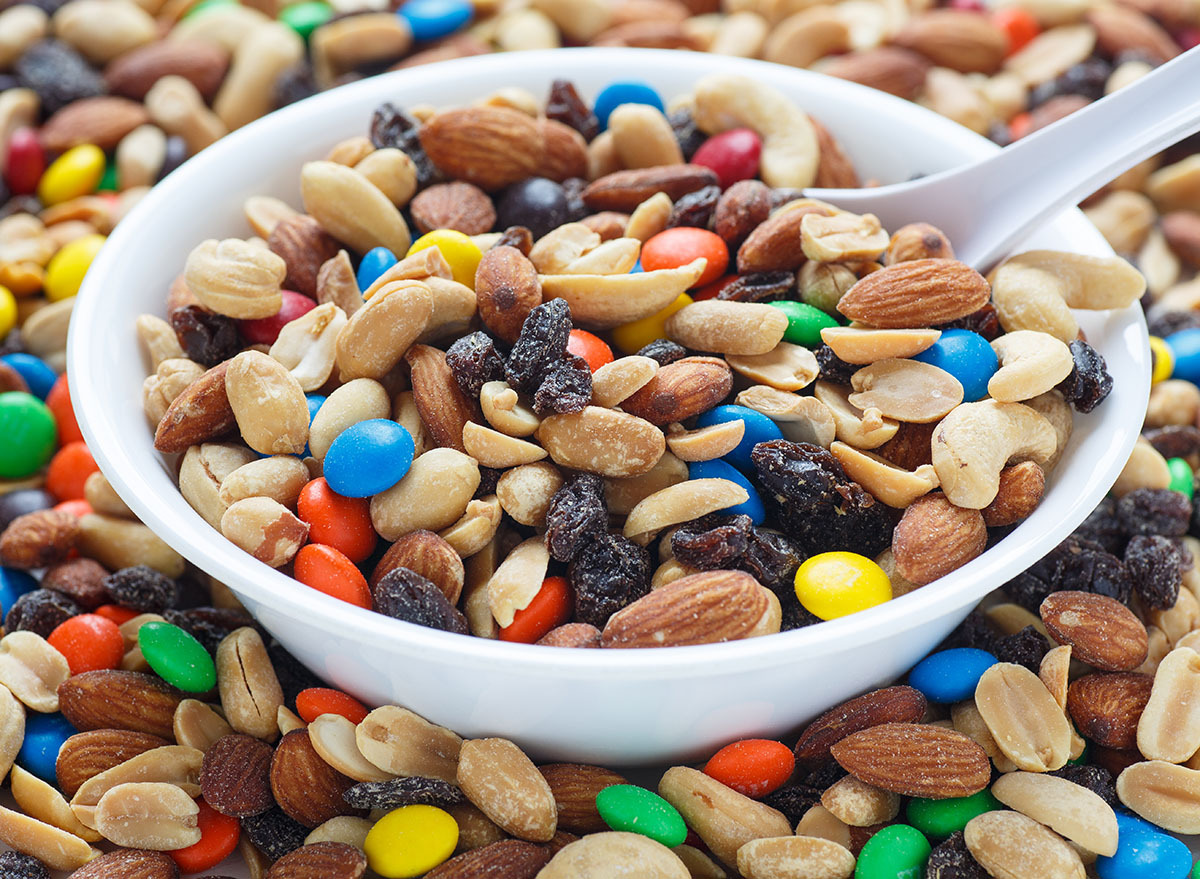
[70,48,1149,765]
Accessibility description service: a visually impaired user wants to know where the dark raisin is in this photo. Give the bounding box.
[751,441,893,557]
[815,345,857,385]
[170,305,241,367]
[669,516,803,586]
[1144,425,1200,462]
[163,607,261,655]
[273,61,318,109]
[1148,309,1200,338]
[1030,58,1111,105]
[368,102,437,186]
[561,177,589,224]
[533,354,592,415]
[545,473,608,563]
[1072,496,1125,556]
[761,784,824,822]
[742,528,805,587]
[1003,537,1131,610]
[0,488,55,532]
[1117,487,1191,536]
[938,609,1000,653]
[15,40,105,116]
[934,304,1001,341]
[635,339,687,366]
[925,831,988,879]
[476,466,502,498]
[158,135,188,182]
[987,121,1012,148]
[993,625,1049,672]
[1048,764,1117,807]
[242,807,309,862]
[776,587,821,631]
[445,331,506,400]
[103,565,178,614]
[5,589,80,638]
[717,271,795,303]
[0,851,49,879]
[505,299,572,394]
[1124,534,1187,610]
[344,776,466,810]
[672,522,750,571]
[373,567,469,634]
[493,225,533,255]
[668,107,706,160]
[266,641,325,705]
[770,188,806,210]
[568,532,651,628]
[1056,339,1112,413]
[495,178,570,240]
[546,79,599,141]
[667,184,720,229]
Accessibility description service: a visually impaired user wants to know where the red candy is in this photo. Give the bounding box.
[294,543,372,609]
[296,687,370,724]
[47,614,125,674]
[703,738,795,798]
[170,800,240,873]
[993,6,1040,54]
[641,228,729,288]
[566,329,614,372]
[238,290,317,346]
[297,477,377,563]
[4,128,45,195]
[53,499,92,518]
[46,375,83,445]
[94,604,140,626]
[45,441,99,502]
[499,576,573,643]
[691,128,762,190]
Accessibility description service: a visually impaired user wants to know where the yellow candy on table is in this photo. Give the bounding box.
[1149,335,1173,385]
[407,229,482,289]
[44,234,106,302]
[0,286,15,339]
[37,144,106,207]
[794,551,892,621]
[363,804,458,878]
[611,292,693,355]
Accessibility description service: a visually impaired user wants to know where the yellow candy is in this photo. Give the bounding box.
[37,144,106,206]
[407,229,482,289]
[1149,335,1173,385]
[44,234,106,302]
[794,551,892,621]
[611,292,693,354]
[0,286,15,339]
[363,804,458,878]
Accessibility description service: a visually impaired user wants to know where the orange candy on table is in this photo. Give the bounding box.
[170,800,241,873]
[293,543,372,610]
[296,687,370,724]
[46,375,83,445]
[640,228,729,288]
[297,477,377,564]
[45,440,98,501]
[47,613,125,674]
[703,738,796,798]
[499,575,573,644]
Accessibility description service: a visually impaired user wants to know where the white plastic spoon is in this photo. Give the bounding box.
[804,46,1200,270]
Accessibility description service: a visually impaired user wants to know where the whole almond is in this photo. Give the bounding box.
[55,730,169,798]
[538,763,629,834]
[154,361,236,454]
[406,344,480,453]
[370,530,465,603]
[105,40,230,101]
[737,203,825,273]
[659,766,790,867]
[715,180,771,248]
[1066,672,1153,750]
[265,841,367,879]
[67,848,179,879]
[665,300,788,356]
[419,106,544,191]
[1162,210,1200,268]
[0,509,79,569]
[475,245,542,343]
[1040,591,1148,672]
[39,97,150,151]
[794,686,927,765]
[58,671,183,739]
[892,10,1008,73]
[892,493,987,586]
[812,118,861,190]
[582,165,720,212]
[410,182,496,236]
[837,259,991,328]
[620,356,733,426]
[830,723,990,799]
[457,737,557,842]
[272,730,363,829]
[268,214,341,299]
[824,47,931,100]
[426,838,551,879]
[201,733,274,817]
[981,461,1045,527]
[539,117,589,181]
[1087,5,1180,64]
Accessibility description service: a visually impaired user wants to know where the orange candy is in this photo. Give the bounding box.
[703,738,795,798]
[993,6,1040,54]
[1009,111,1034,142]
[566,329,614,372]
[640,228,729,288]
[46,375,83,445]
[47,613,125,674]
[93,604,140,626]
[53,498,92,518]
[690,274,739,301]
[45,441,98,501]
[170,800,240,873]
[296,687,370,724]
[297,478,377,564]
[294,543,372,609]
[499,576,572,644]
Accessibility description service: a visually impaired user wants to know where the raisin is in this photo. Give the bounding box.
[562,177,590,224]
[938,610,1000,653]
[373,567,469,635]
[815,345,857,385]
[505,299,572,394]
[104,565,178,614]
[476,466,502,498]
[266,641,325,705]
[170,305,241,367]
[368,102,437,186]
[926,831,988,879]
[1048,764,1117,807]
[1030,58,1111,106]
[273,61,318,109]
[1003,537,1131,610]
[993,625,1049,672]
[163,607,261,655]
[1148,309,1200,338]
[1144,425,1200,462]
[344,776,466,810]
[672,522,750,571]
[533,354,592,415]
[751,441,893,558]
[761,784,824,822]
[0,851,49,879]
[568,532,651,628]
[242,807,309,862]
[717,271,795,303]
[1072,496,1125,556]
[742,528,805,587]
[545,473,608,563]
[493,225,533,255]
[770,188,806,210]
[1056,339,1113,413]
[934,304,1001,341]
[668,107,706,160]
[5,589,81,638]
[445,331,506,400]
[1118,487,1191,537]
[635,339,688,366]
[546,79,599,141]
[671,515,803,586]
[1124,534,1187,610]
[15,41,105,116]
[667,184,720,229]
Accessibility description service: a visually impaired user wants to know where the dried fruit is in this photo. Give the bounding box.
[342,776,466,810]
[372,567,469,635]
[568,532,651,628]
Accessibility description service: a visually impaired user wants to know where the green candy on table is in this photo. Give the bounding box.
[769,300,840,348]
[906,789,1001,840]
[279,1,333,39]
[595,784,688,848]
[1168,457,1194,500]
[138,621,217,692]
[855,824,931,879]
[0,392,58,480]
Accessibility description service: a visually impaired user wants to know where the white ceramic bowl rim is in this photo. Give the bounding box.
[70,48,1149,681]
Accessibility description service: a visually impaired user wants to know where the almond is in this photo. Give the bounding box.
[736,203,826,273]
[538,763,629,834]
[474,245,543,344]
[837,259,990,328]
[419,106,544,191]
[57,671,184,740]
[153,361,236,454]
[830,723,991,798]
[1162,210,1200,268]
[426,839,551,879]
[66,848,179,879]
[410,182,496,236]
[1066,672,1153,750]
[0,509,78,569]
[265,841,367,879]
[812,118,860,190]
[201,733,274,818]
[892,10,1008,73]
[457,738,557,842]
[601,570,776,648]
[39,97,150,152]
[581,165,719,213]
[55,730,169,798]
[539,118,589,182]
[891,493,987,586]
[406,344,480,453]
[369,530,465,604]
[271,729,364,829]
[1040,591,1149,672]
[268,214,341,299]
[1087,5,1180,64]
[981,461,1045,526]
[620,356,733,426]
[793,686,928,765]
[714,180,771,248]
[105,39,230,101]
[823,47,932,100]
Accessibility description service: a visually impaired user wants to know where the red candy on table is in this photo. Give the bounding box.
[293,543,372,609]
[296,687,370,724]
[47,613,125,674]
[45,441,99,501]
[499,575,573,643]
[566,329,614,372]
[691,128,762,190]
[703,738,796,798]
[297,477,377,564]
[46,375,83,445]
[237,290,317,346]
[640,228,729,288]
[3,128,45,195]
[170,800,241,873]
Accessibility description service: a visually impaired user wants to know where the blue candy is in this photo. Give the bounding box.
[687,459,765,525]
[695,404,783,474]
[19,713,76,783]
[912,329,997,402]
[0,566,37,618]
[356,246,398,291]
[1166,328,1200,385]
[1097,814,1191,879]
[323,419,414,498]
[1,353,57,400]
[398,0,472,41]
[593,81,664,130]
[306,394,326,424]
[908,647,998,703]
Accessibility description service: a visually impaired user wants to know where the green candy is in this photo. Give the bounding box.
[0,392,57,479]
[183,0,237,19]
[97,162,119,192]
[138,621,216,693]
[855,824,930,879]
[906,789,1000,839]
[1168,457,1194,499]
[595,784,688,848]
[769,300,839,348]
[279,1,333,39]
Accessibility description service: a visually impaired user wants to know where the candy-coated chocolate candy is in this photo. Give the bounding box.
[279,0,332,38]
[44,233,106,302]
[1166,328,1200,384]
[1169,457,1195,499]
[854,824,930,879]
[48,613,125,674]
[239,290,316,346]
[795,552,892,620]
[0,284,16,339]
[566,329,614,372]
[324,419,415,498]
[611,292,692,354]
[1,354,56,400]
[640,228,729,287]
[691,128,762,189]
[297,478,376,564]
[183,0,237,17]
[908,648,998,704]
[364,805,458,878]
[0,392,57,479]
[38,144,105,206]
[139,621,218,692]
[0,567,38,618]
[595,784,689,847]
[703,739,794,798]
[593,81,664,130]
[98,161,119,192]
[357,246,398,291]
[695,404,783,474]
[295,543,372,609]
[912,329,998,402]
[1097,814,1191,879]
[906,789,1001,840]
[397,0,472,41]
[769,300,840,348]
[4,128,44,195]
[18,712,76,783]
[499,575,573,643]
[407,229,482,289]
[1149,336,1173,385]
[687,459,765,524]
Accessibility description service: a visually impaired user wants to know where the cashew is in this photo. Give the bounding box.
[539,258,706,329]
[987,330,1075,403]
[1001,250,1147,308]
[726,343,819,391]
[801,212,889,263]
[831,441,939,508]
[849,359,964,423]
[623,478,750,545]
[737,386,837,447]
[820,327,940,364]
[692,73,820,189]
[1024,390,1073,472]
[624,192,672,241]
[812,382,898,449]
[931,400,1058,509]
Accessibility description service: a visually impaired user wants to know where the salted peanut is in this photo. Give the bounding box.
[305,815,373,850]
[530,223,602,274]
[144,75,226,155]
[1146,379,1200,428]
[885,222,954,264]
[650,559,696,591]
[269,302,347,392]
[326,136,374,166]
[1151,587,1200,645]
[174,699,232,752]
[70,745,203,818]
[479,381,540,438]
[660,766,791,867]
[592,356,659,407]
[667,421,745,463]
[77,513,185,577]
[243,196,300,240]
[143,357,205,425]
[1136,647,1200,763]
[820,327,941,365]
[309,378,390,462]
[801,212,889,263]
[820,775,899,827]
[179,443,258,529]
[495,463,562,529]
[1039,645,1073,709]
[726,343,819,392]
[300,160,411,256]
[738,387,837,447]
[964,810,1085,879]
[308,713,393,783]
[355,148,417,208]
[0,631,70,713]
[94,781,200,850]
[221,498,307,568]
[184,238,284,319]
[813,381,899,450]
[276,705,305,736]
[136,314,185,368]
[391,391,432,459]
[830,441,938,508]
[0,684,21,782]
[487,538,551,628]
[625,191,673,241]
[1111,435,1172,497]
[624,479,750,545]
[537,406,665,478]
[1117,760,1200,834]
[604,451,689,516]
[541,259,706,329]
[218,456,309,508]
[988,330,1075,402]
[357,705,461,782]
[992,771,1117,856]
[457,738,556,842]
[0,804,100,870]
[463,422,546,469]
[673,843,726,879]
[737,835,855,879]
[950,699,1004,760]
[439,496,503,560]
[795,804,852,849]
[976,662,1073,772]
[11,765,99,843]
[461,536,504,640]
[83,471,133,520]
[224,351,309,455]
[849,359,964,423]
[370,448,480,542]
[609,103,683,169]
[335,280,433,381]
[666,300,788,356]
[363,248,452,300]
[541,832,687,878]
[217,628,284,741]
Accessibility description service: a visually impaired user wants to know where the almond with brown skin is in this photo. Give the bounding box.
[981,461,1044,526]
[823,47,931,100]
[66,848,179,879]
[0,509,79,569]
[794,686,928,765]
[201,733,274,818]
[419,106,544,191]
[55,730,169,798]
[812,119,860,189]
[536,623,603,648]
[38,97,150,151]
[369,530,465,604]
[1162,210,1200,268]
[271,730,364,829]
[427,838,551,879]
[154,361,236,454]
[265,841,367,879]
[539,118,589,182]
[1067,672,1154,750]
[620,356,732,426]
[830,723,991,798]
[737,204,825,273]
[892,10,1008,73]
[891,493,987,586]
[538,764,629,834]
[474,245,542,343]
[838,259,990,328]
[1087,4,1180,63]
[582,165,719,212]
[105,40,230,101]
[410,182,496,236]
[1041,591,1149,672]
[715,180,771,248]
[268,214,341,299]
[58,671,184,739]
[875,421,936,470]
[406,344,480,453]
